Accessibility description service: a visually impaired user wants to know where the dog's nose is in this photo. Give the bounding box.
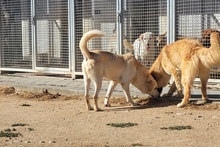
[151,89,160,98]
[157,87,163,95]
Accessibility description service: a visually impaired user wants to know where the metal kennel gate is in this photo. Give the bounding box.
[0,0,32,70]
[0,0,71,75]
[176,0,220,79]
[1,0,220,80]
[73,0,168,72]
[34,0,69,72]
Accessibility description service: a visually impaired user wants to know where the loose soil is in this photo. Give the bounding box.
[0,86,220,147]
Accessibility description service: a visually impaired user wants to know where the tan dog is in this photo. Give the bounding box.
[150,32,220,107]
[155,29,220,97]
[80,30,159,111]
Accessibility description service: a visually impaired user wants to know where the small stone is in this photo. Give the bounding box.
[176,112,186,115]
[24,141,31,143]
[196,115,204,119]
[212,116,219,119]
[49,140,56,143]
[40,141,45,143]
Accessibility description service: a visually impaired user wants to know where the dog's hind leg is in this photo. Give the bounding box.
[163,82,176,97]
[92,79,102,111]
[171,69,183,97]
[104,81,118,107]
[121,83,140,106]
[177,64,197,108]
[199,68,210,102]
[177,83,191,108]
[84,78,93,110]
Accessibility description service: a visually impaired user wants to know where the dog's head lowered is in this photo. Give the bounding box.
[145,76,160,98]
[132,62,160,98]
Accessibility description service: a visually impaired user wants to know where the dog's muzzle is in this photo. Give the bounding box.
[150,88,160,98]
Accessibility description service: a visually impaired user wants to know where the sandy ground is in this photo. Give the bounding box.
[0,86,220,147]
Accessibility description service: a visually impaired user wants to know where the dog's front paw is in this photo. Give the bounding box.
[162,93,172,97]
[94,107,102,112]
[104,103,111,107]
[87,105,94,111]
[104,98,111,107]
[131,102,140,106]
[177,102,186,108]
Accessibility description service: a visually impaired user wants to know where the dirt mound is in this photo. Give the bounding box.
[0,86,82,101]
[0,86,219,110]
[0,87,15,95]
[185,102,220,110]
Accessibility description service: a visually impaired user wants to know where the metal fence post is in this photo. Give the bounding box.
[117,0,123,54]
[167,0,176,84]
[31,0,36,71]
[167,0,176,44]
[69,0,75,79]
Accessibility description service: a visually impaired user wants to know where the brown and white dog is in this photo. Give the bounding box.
[201,29,220,47]
[156,32,167,50]
[80,30,159,111]
[150,31,220,107]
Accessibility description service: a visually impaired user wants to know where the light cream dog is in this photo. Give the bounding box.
[124,32,156,65]
[150,31,220,107]
[79,30,159,111]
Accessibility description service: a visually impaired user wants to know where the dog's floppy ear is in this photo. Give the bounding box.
[146,80,154,91]
[138,34,144,41]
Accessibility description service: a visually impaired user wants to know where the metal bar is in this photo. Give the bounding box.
[167,0,170,45]
[167,0,176,84]
[167,0,176,44]
[201,0,205,30]
[211,14,220,27]
[0,2,1,74]
[35,67,71,73]
[0,67,71,74]
[207,14,211,28]
[117,0,123,54]
[69,0,75,79]
[171,0,176,43]
[0,68,35,73]
[31,0,36,71]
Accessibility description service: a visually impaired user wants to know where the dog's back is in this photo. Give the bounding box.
[162,39,202,68]
[150,38,202,89]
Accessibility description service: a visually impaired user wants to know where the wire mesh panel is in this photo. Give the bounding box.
[74,0,117,72]
[35,0,69,68]
[0,0,32,69]
[122,0,167,68]
[176,0,220,79]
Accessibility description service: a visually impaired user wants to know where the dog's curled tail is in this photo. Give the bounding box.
[210,31,220,50]
[79,30,104,59]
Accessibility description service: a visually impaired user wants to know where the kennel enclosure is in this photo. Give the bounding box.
[0,0,220,80]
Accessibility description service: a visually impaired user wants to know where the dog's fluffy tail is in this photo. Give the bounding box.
[79,30,104,59]
[210,31,220,50]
